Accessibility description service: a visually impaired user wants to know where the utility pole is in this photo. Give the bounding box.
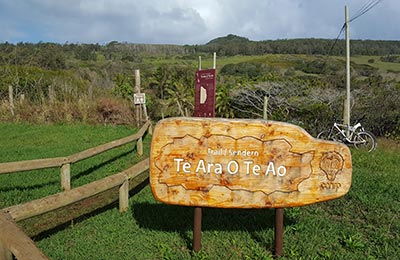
[344,5,351,129]
[198,56,202,70]
[213,52,216,69]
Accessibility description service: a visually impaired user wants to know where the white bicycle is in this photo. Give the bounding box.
[317,116,377,152]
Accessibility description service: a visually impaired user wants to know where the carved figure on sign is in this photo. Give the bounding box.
[320,151,344,181]
[200,86,207,104]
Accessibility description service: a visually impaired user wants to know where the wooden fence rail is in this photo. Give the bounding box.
[0,120,152,259]
[0,211,49,260]
[0,158,149,260]
[4,158,149,221]
[0,121,151,191]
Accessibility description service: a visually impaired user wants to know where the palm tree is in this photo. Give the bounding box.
[216,83,235,118]
[165,80,194,117]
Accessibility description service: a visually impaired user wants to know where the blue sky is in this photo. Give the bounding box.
[0,0,398,44]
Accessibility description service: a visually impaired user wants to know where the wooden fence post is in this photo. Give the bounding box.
[135,69,141,126]
[61,163,71,191]
[48,85,54,105]
[8,85,14,117]
[20,94,25,105]
[263,96,269,120]
[137,137,143,156]
[119,177,129,212]
[0,240,12,260]
[148,123,153,135]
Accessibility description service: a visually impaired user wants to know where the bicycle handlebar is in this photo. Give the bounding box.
[332,114,366,125]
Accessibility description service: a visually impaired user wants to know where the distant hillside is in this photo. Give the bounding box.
[192,35,400,56]
[207,34,250,45]
[1,36,400,66]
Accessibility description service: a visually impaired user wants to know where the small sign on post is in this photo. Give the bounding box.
[134,93,146,105]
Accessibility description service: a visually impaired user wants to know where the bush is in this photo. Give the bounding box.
[0,97,137,126]
[380,55,400,63]
[96,97,135,125]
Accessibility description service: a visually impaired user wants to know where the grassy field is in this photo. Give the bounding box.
[147,52,400,76]
[0,122,149,208]
[0,123,399,259]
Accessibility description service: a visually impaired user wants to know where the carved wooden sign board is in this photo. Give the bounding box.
[150,118,352,208]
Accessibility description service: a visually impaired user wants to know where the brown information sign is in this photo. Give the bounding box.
[150,118,352,208]
[194,69,216,117]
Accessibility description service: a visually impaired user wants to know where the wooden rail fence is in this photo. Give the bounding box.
[4,158,149,221]
[0,211,49,260]
[0,121,152,260]
[0,121,152,190]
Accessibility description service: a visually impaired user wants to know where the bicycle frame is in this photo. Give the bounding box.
[330,122,366,144]
[318,116,376,152]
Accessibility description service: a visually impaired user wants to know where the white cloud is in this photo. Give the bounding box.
[0,0,398,44]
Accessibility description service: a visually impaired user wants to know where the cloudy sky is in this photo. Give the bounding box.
[0,0,398,45]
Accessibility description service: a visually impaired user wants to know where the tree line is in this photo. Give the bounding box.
[191,34,400,56]
[0,36,399,137]
[2,35,400,67]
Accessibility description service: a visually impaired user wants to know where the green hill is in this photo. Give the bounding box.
[207,34,251,45]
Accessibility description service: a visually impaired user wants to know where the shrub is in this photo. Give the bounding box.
[96,97,135,125]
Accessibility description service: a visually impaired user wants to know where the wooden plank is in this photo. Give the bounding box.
[0,211,49,260]
[150,117,352,208]
[19,171,149,237]
[0,239,12,260]
[68,121,150,163]
[0,121,150,174]
[5,159,150,221]
[0,157,67,175]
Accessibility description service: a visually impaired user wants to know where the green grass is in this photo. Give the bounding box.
[335,55,400,80]
[151,53,400,81]
[1,123,399,259]
[0,122,149,208]
[350,55,400,72]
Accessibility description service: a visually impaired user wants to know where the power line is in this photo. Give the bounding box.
[327,24,345,56]
[349,0,383,23]
[326,0,383,56]
[351,0,376,20]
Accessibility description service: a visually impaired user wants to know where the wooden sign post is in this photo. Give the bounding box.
[151,117,352,207]
[150,118,352,255]
[150,118,352,254]
[191,55,217,251]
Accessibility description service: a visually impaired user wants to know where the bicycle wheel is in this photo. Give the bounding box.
[363,130,378,150]
[317,130,330,140]
[353,131,376,152]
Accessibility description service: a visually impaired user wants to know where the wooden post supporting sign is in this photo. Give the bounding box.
[191,56,217,251]
[274,208,284,256]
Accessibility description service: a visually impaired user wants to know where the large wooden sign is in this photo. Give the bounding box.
[150,118,352,208]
